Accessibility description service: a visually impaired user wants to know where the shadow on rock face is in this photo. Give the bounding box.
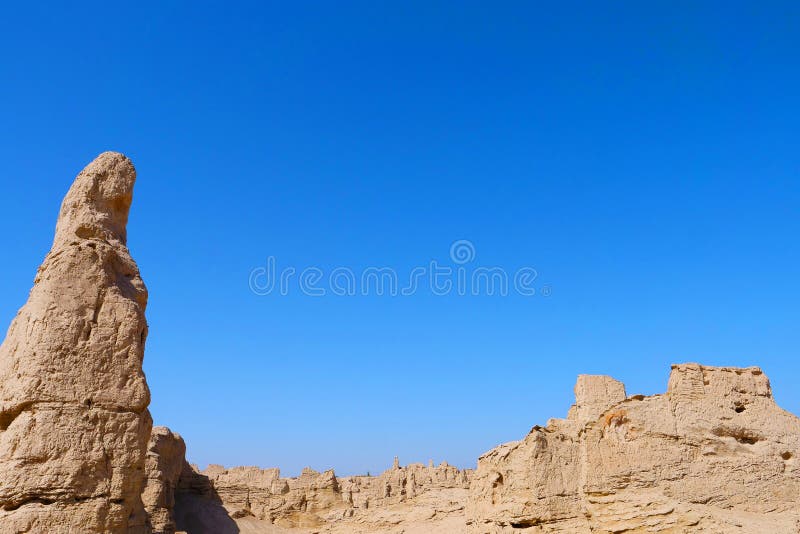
[174,467,240,534]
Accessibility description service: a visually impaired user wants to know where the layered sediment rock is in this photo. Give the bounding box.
[171,454,472,532]
[0,152,153,532]
[142,427,187,534]
[467,364,800,533]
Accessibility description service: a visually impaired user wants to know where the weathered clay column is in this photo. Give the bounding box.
[0,152,152,533]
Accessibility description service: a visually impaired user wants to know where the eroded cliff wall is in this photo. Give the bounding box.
[467,364,800,533]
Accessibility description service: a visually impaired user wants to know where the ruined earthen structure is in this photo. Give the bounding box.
[172,456,472,533]
[2,154,799,534]
[0,152,153,533]
[143,427,187,533]
[467,364,800,533]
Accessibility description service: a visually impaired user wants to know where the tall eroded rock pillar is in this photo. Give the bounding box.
[0,152,153,533]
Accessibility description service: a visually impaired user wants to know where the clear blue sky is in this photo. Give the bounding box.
[1,2,798,476]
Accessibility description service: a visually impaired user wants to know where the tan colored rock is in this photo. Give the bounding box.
[467,364,800,533]
[165,450,472,533]
[338,460,471,512]
[312,487,469,534]
[0,152,153,533]
[143,427,187,534]
[7,156,798,534]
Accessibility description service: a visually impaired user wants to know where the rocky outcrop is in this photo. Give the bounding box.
[0,152,152,533]
[467,364,800,533]
[168,453,472,533]
[143,427,187,534]
[5,155,800,534]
